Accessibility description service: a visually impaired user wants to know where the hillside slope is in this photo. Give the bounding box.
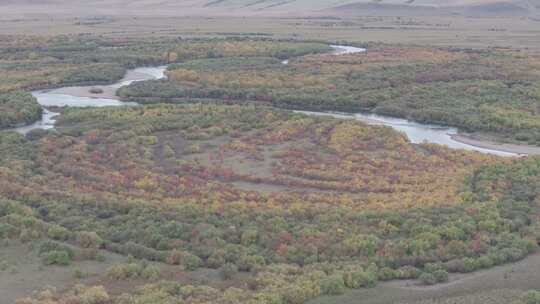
[1,0,538,16]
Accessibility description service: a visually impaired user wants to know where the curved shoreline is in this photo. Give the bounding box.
[294,110,520,157]
[13,44,538,158]
[451,133,540,156]
[11,66,167,134]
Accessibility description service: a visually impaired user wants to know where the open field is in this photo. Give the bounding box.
[1,15,540,50]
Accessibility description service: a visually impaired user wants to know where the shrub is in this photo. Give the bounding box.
[207,249,226,268]
[96,251,106,262]
[476,256,494,269]
[183,252,202,271]
[42,250,71,266]
[121,242,164,261]
[166,250,201,270]
[424,263,445,273]
[107,263,143,280]
[237,255,266,272]
[397,266,421,279]
[419,272,437,285]
[167,68,200,82]
[47,225,70,241]
[523,290,540,304]
[344,270,377,288]
[39,241,75,259]
[444,258,477,273]
[432,269,449,283]
[281,285,311,304]
[377,267,398,281]
[79,286,110,304]
[77,231,103,249]
[0,223,17,239]
[89,87,104,94]
[141,264,161,281]
[320,275,346,295]
[219,263,239,280]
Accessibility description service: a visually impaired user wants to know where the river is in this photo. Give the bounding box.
[14,66,167,135]
[15,45,532,157]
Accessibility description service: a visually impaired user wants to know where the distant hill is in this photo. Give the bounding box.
[1,0,538,17]
[329,0,539,17]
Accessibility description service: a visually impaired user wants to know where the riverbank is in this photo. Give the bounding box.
[452,133,540,156]
[43,66,168,100]
[18,45,538,158]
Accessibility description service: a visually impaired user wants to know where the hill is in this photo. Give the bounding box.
[0,0,538,17]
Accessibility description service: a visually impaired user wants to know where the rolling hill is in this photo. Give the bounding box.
[0,0,538,17]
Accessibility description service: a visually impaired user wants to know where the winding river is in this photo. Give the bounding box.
[14,45,533,157]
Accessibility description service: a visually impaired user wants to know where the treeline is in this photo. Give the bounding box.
[0,91,42,129]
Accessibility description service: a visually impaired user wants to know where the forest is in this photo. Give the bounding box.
[1,36,540,304]
[2,104,540,304]
[118,44,540,145]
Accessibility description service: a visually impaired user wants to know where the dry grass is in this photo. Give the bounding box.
[1,15,539,51]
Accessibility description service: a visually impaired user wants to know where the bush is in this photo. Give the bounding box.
[237,254,266,272]
[207,249,226,268]
[444,258,477,273]
[183,252,202,271]
[79,286,110,304]
[344,270,377,288]
[282,285,311,304]
[476,256,494,269]
[77,231,103,249]
[141,264,161,280]
[96,251,106,262]
[39,241,75,259]
[42,250,71,266]
[424,263,445,273]
[107,263,143,280]
[522,290,540,304]
[121,242,165,261]
[320,275,346,295]
[89,87,104,94]
[432,269,449,283]
[397,266,421,279]
[377,267,398,281]
[47,225,70,241]
[219,263,239,280]
[166,250,201,270]
[419,272,437,285]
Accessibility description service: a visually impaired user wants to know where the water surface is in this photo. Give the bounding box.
[15,66,167,134]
